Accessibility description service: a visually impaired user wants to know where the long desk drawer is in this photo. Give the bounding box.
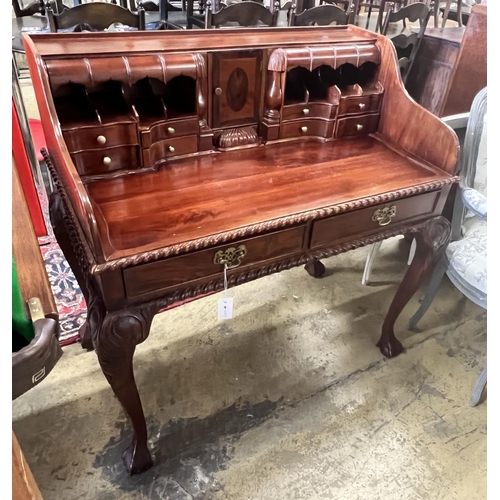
[310,191,442,249]
[123,226,306,298]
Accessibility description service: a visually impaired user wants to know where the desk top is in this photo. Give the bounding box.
[87,136,453,261]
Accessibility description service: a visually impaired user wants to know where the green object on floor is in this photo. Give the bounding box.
[12,257,34,352]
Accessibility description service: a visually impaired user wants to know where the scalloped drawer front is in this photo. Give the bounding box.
[335,114,380,138]
[282,103,334,121]
[63,123,139,153]
[141,118,199,148]
[309,191,442,249]
[71,145,141,176]
[338,94,382,116]
[142,135,198,168]
[280,119,334,139]
[123,226,306,298]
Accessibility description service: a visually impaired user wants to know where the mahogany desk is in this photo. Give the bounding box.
[24,25,459,475]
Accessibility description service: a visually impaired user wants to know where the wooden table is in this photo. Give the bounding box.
[406,2,486,117]
[24,25,459,476]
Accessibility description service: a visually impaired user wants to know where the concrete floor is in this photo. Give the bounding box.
[13,238,487,500]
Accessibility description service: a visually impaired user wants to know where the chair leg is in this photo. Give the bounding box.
[408,254,447,329]
[470,365,487,407]
[407,238,416,266]
[361,241,383,285]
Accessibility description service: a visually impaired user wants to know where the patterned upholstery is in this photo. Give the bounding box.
[446,111,487,306]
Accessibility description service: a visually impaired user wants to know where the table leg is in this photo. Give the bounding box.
[187,0,194,28]
[94,306,156,475]
[376,216,451,358]
[305,259,326,278]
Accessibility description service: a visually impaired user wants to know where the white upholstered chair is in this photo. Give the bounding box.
[410,87,487,406]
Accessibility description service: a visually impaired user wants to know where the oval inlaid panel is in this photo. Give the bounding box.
[226,67,248,112]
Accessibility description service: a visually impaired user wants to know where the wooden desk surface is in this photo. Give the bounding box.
[88,136,451,261]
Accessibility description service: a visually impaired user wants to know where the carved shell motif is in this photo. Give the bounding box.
[215,126,259,149]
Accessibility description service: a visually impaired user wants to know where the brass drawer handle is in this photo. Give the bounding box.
[103,156,111,166]
[213,245,247,269]
[356,124,364,131]
[97,135,107,145]
[358,103,366,109]
[215,87,223,96]
[372,206,396,226]
[168,146,175,153]
[167,127,175,134]
[303,108,310,115]
[301,126,308,133]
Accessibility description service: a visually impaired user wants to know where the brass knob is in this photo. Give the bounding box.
[356,124,364,131]
[103,156,111,166]
[303,108,310,115]
[167,127,175,134]
[215,87,222,96]
[168,146,175,153]
[97,135,106,145]
[358,103,366,109]
[301,126,308,133]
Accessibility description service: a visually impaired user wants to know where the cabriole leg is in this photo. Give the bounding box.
[94,307,155,475]
[377,216,451,358]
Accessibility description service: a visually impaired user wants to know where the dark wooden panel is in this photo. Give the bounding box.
[212,50,262,129]
[405,29,461,116]
[124,226,305,297]
[441,4,487,117]
[71,145,141,176]
[335,114,379,138]
[63,122,139,153]
[280,118,333,139]
[142,135,198,168]
[141,118,199,148]
[310,190,441,248]
[87,137,450,260]
[12,156,57,318]
[338,94,382,116]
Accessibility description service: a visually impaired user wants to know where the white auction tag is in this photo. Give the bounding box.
[218,297,233,320]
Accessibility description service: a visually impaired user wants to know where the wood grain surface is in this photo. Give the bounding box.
[12,156,57,319]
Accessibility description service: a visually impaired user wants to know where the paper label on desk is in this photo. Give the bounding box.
[218,297,233,320]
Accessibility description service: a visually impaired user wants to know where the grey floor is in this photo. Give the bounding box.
[13,239,487,500]
[13,11,485,500]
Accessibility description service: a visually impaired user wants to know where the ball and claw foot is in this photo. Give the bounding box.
[305,259,326,278]
[376,335,404,358]
[123,439,154,475]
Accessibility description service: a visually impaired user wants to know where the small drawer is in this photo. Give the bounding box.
[141,118,199,148]
[71,145,141,176]
[142,135,198,168]
[63,123,138,153]
[310,191,442,249]
[123,226,306,298]
[335,114,380,138]
[282,103,334,121]
[338,93,382,116]
[280,119,333,139]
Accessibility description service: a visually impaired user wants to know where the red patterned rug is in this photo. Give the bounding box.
[41,240,87,346]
